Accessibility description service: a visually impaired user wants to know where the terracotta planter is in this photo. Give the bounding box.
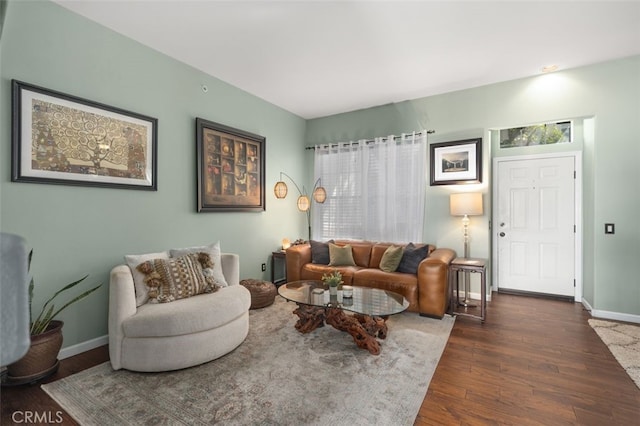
[6,320,63,382]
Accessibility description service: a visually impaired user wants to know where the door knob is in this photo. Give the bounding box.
[499,232,506,237]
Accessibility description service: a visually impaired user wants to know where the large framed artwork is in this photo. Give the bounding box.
[11,80,157,190]
[196,118,265,212]
[430,138,482,185]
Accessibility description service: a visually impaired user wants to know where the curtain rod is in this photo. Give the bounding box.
[305,129,435,150]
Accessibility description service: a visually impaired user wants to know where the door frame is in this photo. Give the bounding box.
[492,151,583,301]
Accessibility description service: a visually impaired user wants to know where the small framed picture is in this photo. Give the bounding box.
[196,118,265,212]
[12,80,158,190]
[430,138,482,185]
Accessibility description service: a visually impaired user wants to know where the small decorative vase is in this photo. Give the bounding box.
[329,285,338,296]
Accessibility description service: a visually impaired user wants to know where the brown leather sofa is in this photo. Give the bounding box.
[285,240,456,319]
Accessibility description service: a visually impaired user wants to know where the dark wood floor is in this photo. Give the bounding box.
[2,292,638,425]
[417,292,640,425]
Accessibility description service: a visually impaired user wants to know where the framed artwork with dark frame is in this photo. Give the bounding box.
[430,138,482,185]
[11,80,157,190]
[196,118,265,212]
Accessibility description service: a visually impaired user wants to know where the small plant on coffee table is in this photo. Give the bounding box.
[322,270,343,288]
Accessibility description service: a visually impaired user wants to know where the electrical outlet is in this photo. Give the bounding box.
[261,263,266,272]
[605,223,615,234]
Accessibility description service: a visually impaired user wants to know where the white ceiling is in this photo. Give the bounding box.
[53,1,640,119]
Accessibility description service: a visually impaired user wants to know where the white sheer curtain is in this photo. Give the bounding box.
[312,132,427,243]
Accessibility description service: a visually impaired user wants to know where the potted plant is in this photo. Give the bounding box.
[5,251,101,383]
[322,269,343,296]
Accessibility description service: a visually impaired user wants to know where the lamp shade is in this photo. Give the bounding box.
[313,186,327,203]
[274,181,288,199]
[297,195,310,212]
[450,192,483,216]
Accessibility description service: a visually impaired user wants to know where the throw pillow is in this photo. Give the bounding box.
[328,243,356,266]
[170,241,228,287]
[125,251,170,306]
[136,252,218,303]
[379,245,404,272]
[396,243,430,274]
[310,239,334,264]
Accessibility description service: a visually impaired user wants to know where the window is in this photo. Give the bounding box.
[499,121,572,148]
[312,132,427,243]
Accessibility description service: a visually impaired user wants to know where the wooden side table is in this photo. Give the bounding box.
[449,258,487,322]
[271,251,287,285]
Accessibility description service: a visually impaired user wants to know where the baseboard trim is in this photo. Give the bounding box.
[59,335,108,360]
[497,288,574,302]
[588,308,640,324]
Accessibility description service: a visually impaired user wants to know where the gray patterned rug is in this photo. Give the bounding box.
[589,319,640,389]
[42,297,454,425]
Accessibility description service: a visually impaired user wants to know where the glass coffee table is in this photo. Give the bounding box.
[278,280,409,355]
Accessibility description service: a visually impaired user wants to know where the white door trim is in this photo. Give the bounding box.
[492,151,583,302]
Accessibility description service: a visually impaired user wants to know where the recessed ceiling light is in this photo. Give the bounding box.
[542,64,559,73]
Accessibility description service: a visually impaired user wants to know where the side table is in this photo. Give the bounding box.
[449,258,487,322]
[271,251,287,285]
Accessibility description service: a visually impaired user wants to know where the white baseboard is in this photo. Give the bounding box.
[589,309,640,324]
[59,335,108,360]
[582,298,640,324]
[581,298,593,313]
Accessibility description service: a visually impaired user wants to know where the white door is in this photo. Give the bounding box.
[496,156,575,297]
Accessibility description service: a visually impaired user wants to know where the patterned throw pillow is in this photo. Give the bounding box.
[170,241,228,287]
[396,243,430,274]
[125,250,170,306]
[136,252,218,303]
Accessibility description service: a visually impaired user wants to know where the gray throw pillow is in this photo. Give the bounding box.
[310,239,334,264]
[396,243,430,274]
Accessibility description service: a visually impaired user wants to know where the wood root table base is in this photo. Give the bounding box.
[291,304,388,355]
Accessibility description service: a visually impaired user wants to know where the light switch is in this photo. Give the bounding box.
[605,223,615,234]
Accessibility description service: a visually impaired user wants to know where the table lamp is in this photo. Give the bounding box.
[450,192,483,306]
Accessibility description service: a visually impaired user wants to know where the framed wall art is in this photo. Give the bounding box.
[196,118,265,212]
[430,138,482,185]
[11,80,157,190]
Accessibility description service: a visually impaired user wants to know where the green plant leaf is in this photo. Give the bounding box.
[27,250,102,335]
[31,304,54,335]
[47,284,101,324]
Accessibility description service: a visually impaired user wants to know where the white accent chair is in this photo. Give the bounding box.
[109,253,251,372]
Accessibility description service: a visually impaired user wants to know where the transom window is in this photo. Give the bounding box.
[499,121,572,148]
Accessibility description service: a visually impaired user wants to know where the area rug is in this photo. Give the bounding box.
[589,319,640,389]
[42,297,455,425]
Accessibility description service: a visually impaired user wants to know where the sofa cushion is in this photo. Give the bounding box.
[310,239,334,264]
[352,269,419,312]
[301,264,360,285]
[125,250,170,306]
[379,245,403,272]
[170,241,228,287]
[123,285,250,338]
[335,240,373,267]
[397,243,430,274]
[136,253,217,303]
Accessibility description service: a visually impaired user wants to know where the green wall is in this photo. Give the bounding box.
[0,1,309,348]
[2,1,638,353]
[307,56,640,318]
